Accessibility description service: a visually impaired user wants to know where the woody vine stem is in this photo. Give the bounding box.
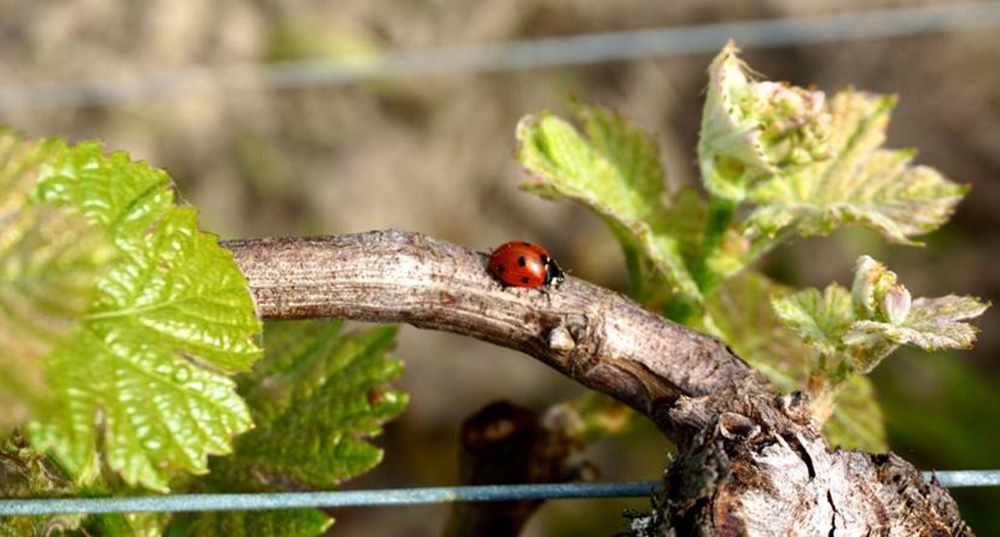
[225,231,751,432]
[224,229,973,536]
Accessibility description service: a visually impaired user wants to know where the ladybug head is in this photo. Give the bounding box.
[544,259,564,287]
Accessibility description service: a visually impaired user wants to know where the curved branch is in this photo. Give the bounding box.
[223,229,973,535]
[224,230,756,432]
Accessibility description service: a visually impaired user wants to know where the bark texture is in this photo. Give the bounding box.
[224,230,973,536]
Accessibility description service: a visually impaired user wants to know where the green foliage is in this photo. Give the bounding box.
[698,41,832,203]
[765,256,985,452]
[0,37,987,536]
[706,272,808,392]
[821,375,887,452]
[847,296,988,352]
[0,132,114,428]
[264,19,380,64]
[707,273,887,451]
[516,101,702,307]
[774,255,988,377]
[1,131,407,535]
[516,42,983,453]
[0,432,83,536]
[695,43,966,285]
[75,508,172,537]
[172,320,408,535]
[169,510,332,537]
[771,284,853,358]
[700,42,965,258]
[21,141,263,492]
[742,91,966,248]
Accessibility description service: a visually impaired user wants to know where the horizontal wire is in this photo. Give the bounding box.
[2,2,1000,111]
[1,471,998,516]
[0,482,659,517]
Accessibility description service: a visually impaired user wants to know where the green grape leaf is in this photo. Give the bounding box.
[699,42,832,202]
[822,375,887,452]
[0,431,85,537]
[846,296,989,352]
[745,90,967,245]
[708,272,812,392]
[838,256,988,373]
[87,511,172,537]
[171,509,332,537]
[771,284,853,356]
[26,141,263,492]
[0,132,113,428]
[707,272,887,448]
[217,320,407,489]
[516,101,701,304]
[175,320,408,536]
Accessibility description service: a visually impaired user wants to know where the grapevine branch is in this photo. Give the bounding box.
[223,230,973,536]
[224,231,756,432]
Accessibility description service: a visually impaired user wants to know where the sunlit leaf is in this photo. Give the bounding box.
[846,296,988,352]
[771,284,853,356]
[698,41,831,202]
[772,255,988,376]
[27,142,263,491]
[516,101,701,304]
[841,256,988,373]
[0,132,113,428]
[744,90,966,245]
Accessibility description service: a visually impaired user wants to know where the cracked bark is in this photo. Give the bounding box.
[224,230,974,536]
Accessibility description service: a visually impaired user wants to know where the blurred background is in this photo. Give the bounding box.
[2,0,998,534]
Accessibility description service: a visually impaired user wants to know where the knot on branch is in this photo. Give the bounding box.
[546,325,577,354]
[543,312,589,357]
[718,412,760,441]
[664,370,809,448]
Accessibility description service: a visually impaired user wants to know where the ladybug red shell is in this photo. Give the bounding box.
[488,241,564,288]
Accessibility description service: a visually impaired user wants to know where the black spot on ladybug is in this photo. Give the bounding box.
[518,256,526,267]
[521,277,530,284]
[497,264,505,273]
[522,241,531,246]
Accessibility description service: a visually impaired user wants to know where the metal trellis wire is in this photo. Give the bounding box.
[1,2,1000,111]
[1,471,999,516]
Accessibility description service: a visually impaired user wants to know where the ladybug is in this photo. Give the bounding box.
[488,241,564,288]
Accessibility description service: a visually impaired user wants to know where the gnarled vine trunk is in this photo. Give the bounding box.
[223,230,972,536]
